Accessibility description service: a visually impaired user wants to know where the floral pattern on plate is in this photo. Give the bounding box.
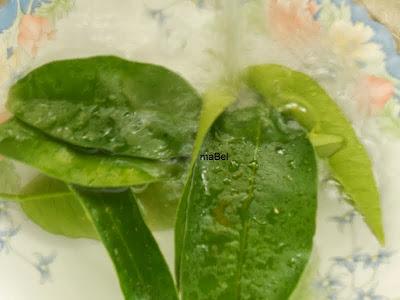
[1,0,400,299]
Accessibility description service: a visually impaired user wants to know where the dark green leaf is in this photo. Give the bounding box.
[0,119,181,187]
[7,56,202,160]
[175,88,235,280]
[247,64,384,243]
[178,98,317,299]
[70,186,178,300]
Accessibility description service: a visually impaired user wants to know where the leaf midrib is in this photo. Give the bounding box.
[235,119,262,300]
[98,196,147,297]
[0,192,72,202]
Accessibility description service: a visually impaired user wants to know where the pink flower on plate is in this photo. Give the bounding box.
[355,75,395,115]
[0,111,10,124]
[268,0,320,44]
[18,15,55,56]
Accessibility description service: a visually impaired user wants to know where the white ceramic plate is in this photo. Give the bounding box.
[1,1,400,299]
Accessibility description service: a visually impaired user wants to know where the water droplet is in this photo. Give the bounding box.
[215,131,234,142]
[251,216,268,225]
[223,178,231,185]
[248,160,258,169]
[103,127,112,136]
[229,160,240,172]
[275,242,286,254]
[108,94,117,101]
[230,188,239,195]
[201,168,210,196]
[284,175,293,181]
[263,207,283,225]
[214,166,222,173]
[287,257,297,268]
[275,146,286,155]
[324,177,342,189]
[232,171,242,179]
[278,102,308,114]
[131,183,149,194]
[288,160,296,169]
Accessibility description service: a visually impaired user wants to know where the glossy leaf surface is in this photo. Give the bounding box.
[71,186,178,300]
[179,99,317,299]
[247,64,384,243]
[0,119,180,187]
[175,88,235,280]
[7,56,201,160]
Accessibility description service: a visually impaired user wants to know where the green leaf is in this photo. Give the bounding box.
[0,175,185,239]
[247,64,384,244]
[178,99,317,299]
[7,56,202,160]
[0,159,21,194]
[0,119,181,187]
[289,252,321,300]
[3,175,98,239]
[308,132,344,158]
[175,88,236,281]
[134,179,185,230]
[70,186,178,300]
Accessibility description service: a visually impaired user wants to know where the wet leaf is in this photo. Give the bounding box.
[175,88,236,281]
[7,56,201,160]
[0,119,181,187]
[247,64,384,243]
[71,186,178,300]
[178,98,317,299]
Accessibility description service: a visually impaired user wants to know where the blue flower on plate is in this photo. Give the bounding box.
[0,200,11,220]
[330,210,357,230]
[332,256,356,273]
[0,0,52,34]
[147,8,166,25]
[316,273,344,292]
[33,251,57,283]
[0,0,18,33]
[0,225,20,253]
[354,287,387,300]
[353,250,394,270]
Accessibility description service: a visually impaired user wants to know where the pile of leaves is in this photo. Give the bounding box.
[0,56,383,299]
